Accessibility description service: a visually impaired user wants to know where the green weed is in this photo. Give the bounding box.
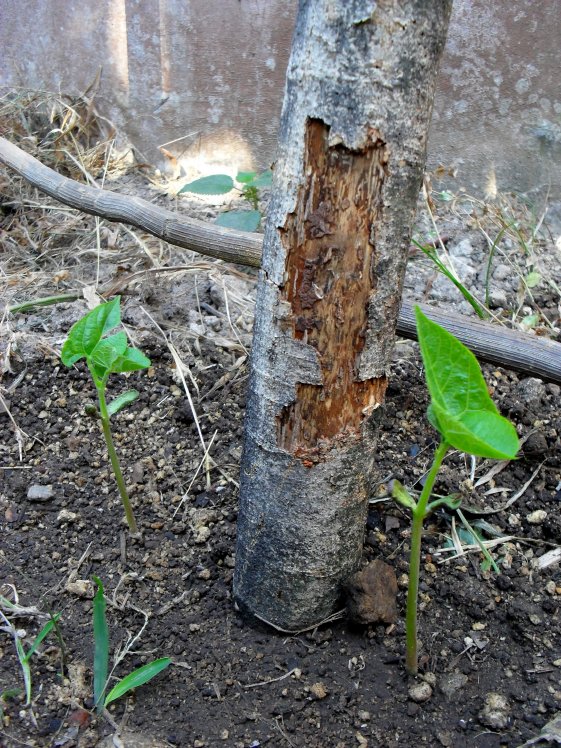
[178,169,272,232]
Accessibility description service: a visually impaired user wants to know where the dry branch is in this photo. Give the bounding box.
[1,135,560,383]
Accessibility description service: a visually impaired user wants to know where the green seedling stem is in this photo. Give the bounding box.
[94,374,137,534]
[405,439,449,675]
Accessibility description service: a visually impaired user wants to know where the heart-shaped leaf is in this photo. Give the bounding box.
[61,297,121,366]
[415,306,519,460]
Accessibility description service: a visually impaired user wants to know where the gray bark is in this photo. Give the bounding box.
[234,0,453,630]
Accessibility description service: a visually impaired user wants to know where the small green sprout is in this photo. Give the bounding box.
[0,596,60,707]
[178,169,272,232]
[92,577,171,714]
[61,297,150,534]
[393,307,519,675]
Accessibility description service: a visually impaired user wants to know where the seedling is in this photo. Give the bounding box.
[392,307,519,675]
[0,596,60,706]
[178,169,273,232]
[61,297,150,534]
[92,577,171,714]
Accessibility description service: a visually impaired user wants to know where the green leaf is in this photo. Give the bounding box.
[112,347,151,373]
[92,577,109,714]
[415,307,519,460]
[107,389,140,417]
[24,614,60,662]
[15,637,31,705]
[178,174,234,195]
[251,170,273,188]
[391,480,417,511]
[104,658,172,708]
[235,171,257,184]
[90,332,128,373]
[61,298,121,366]
[215,210,261,232]
[525,271,542,288]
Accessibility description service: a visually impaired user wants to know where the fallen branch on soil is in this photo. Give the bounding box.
[1,135,560,383]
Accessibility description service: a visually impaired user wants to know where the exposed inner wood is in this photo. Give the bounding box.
[277,119,388,458]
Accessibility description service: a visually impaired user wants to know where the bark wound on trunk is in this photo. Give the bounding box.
[277,119,388,460]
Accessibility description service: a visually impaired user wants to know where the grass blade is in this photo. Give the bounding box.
[24,613,60,662]
[15,637,31,705]
[92,577,109,713]
[104,657,172,708]
[412,238,488,319]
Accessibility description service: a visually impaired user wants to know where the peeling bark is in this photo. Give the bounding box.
[234,0,453,630]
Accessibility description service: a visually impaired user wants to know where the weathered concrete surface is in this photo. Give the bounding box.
[1,1,560,194]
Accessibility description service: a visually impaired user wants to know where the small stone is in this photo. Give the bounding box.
[197,568,211,580]
[508,514,521,528]
[409,681,433,703]
[220,730,229,740]
[545,581,557,595]
[310,682,328,700]
[344,559,398,625]
[424,562,437,574]
[194,527,211,544]
[292,668,302,680]
[516,377,546,408]
[189,624,201,633]
[27,484,54,502]
[523,431,548,458]
[472,622,486,631]
[489,288,508,309]
[422,672,437,687]
[439,672,469,700]
[493,263,511,281]
[527,510,548,525]
[479,692,510,729]
[65,579,94,598]
[57,509,78,523]
[529,614,541,625]
[357,710,371,722]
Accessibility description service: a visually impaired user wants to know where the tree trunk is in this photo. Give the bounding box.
[234,0,452,631]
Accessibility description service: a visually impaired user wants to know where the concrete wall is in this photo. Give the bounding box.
[2,1,560,195]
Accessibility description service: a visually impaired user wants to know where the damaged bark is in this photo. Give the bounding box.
[234,0,453,630]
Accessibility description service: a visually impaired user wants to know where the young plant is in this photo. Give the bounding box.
[0,600,60,706]
[393,307,519,675]
[178,169,272,232]
[92,577,171,714]
[61,297,150,534]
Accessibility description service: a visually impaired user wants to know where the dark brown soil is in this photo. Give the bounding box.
[1,290,560,748]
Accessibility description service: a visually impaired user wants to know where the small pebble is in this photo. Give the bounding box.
[479,692,510,729]
[409,681,433,703]
[423,672,437,687]
[27,484,54,502]
[310,682,328,700]
[57,509,78,523]
[527,510,547,525]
